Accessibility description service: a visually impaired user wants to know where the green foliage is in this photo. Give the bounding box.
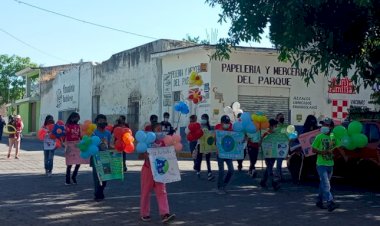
[183,34,210,45]
[206,0,380,89]
[0,55,37,105]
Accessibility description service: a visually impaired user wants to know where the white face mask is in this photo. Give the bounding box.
[223,124,230,129]
[320,126,330,134]
[200,119,207,124]
[164,118,169,122]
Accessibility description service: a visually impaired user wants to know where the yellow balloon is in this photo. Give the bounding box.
[286,125,295,134]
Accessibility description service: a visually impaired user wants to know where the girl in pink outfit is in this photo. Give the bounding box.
[140,116,175,223]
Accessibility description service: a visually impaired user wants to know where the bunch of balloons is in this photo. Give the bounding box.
[286,125,298,139]
[38,120,65,148]
[188,71,203,86]
[332,121,368,150]
[78,135,101,159]
[224,106,235,122]
[52,123,65,139]
[81,120,97,136]
[113,127,135,153]
[174,101,190,114]
[251,112,269,130]
[163,134,183,152]
[135,131,157,153]
[232,102,243,118]
[233,112,256,134]
[186,122,204,141]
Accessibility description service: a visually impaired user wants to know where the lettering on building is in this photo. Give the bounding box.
[328,77,355,94]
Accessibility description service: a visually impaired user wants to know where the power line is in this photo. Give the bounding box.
[14,0,159,40]
[0,28,70,63]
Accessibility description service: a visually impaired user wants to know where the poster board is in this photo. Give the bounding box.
[261,132,289,158]
[65,141,90,165]
[298,129,320,157]
[199,130,216,153]
[216,131,246,160]
[147,146,181,184]
[93,150,123,182]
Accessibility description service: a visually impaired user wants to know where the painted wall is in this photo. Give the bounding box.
[19,103,29,134]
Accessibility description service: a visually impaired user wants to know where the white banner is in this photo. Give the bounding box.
[53,69,79,110]
[147,146,181,184]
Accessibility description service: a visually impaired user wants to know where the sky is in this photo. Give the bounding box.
[0,0,272,67]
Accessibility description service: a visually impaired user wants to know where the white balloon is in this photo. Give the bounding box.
[232,102,241,111]
[224,106,233,114]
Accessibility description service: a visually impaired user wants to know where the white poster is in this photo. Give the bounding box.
[53,70,79,110]
[147,146,181,184]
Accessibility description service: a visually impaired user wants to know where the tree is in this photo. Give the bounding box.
[0,55,37,105]
[206,0,380,92]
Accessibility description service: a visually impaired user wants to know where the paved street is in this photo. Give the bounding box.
[0,137,379,226]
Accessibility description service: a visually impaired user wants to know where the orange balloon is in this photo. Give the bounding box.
[124,143,135,153]
[261,121,270,129]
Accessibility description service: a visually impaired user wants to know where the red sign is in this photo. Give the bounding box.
[328,77,355,94]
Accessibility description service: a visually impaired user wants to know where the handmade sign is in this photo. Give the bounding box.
[298,129,320,157]
[147,146,181,184]
[199,130,216,153]
[216,131,246,159]
[65,141,90,165]
[261,132,289,158]
[93,150,123,183]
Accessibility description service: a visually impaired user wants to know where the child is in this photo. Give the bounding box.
[7,116,16,159]
[140,114,175,223]
[42,115,56,176]
[186,115,204,177]
[196,114,215,181]
[259,119,281,191]
[215,115,234,194]
[65,112,82,185]
[312,117,339,212]
[160,112,175,135]
[246,131,260,178]
[275,113,287,181]
[112,115,130,172]
[91,114,112,202]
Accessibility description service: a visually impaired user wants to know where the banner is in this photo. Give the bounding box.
[298,129,320,157]
[147,146,181,184]
[199,130,216,153]
[216,131,246,160]
[93,150,123,182]
[261,132,289,158]
[65,141,90,165]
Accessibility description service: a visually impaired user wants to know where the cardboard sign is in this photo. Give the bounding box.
[216,131,246,160]
[93,150,123,182]
[199,130,216,153]
[65,141,90,165]
[261,132,289,158]
[298,129,320,157]
[147,146,181,184]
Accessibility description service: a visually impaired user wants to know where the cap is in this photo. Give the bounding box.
[221,115,231,124]
[319,117,333,125]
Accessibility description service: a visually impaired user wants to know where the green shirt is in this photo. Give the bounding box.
[311,133,335,166]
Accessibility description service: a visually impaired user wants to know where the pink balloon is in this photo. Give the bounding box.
[174,143,183,152]
[172,134,181,143]
[163,135,174,146]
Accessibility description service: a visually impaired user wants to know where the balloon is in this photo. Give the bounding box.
[123,133,135,144]
[241,112,251,123]
[174,143,183,152]
[286,125,295,134]
[80,151,91,159]
[88,145,99,155]
[38,128,47,141]
[352,134,368,148]
[145,132,156,143]
[348,121,363,135]
[261,121,270,129]
[245,122,256,134]
[115,140,125,152]
[345,142,357,150]
[232,102,241,111]
[233,121,244,132]
[83,120,91,125]
[163,135,174,146]
[136,142,148,153]
[224,106,233,114]
[55,139,62,148]
[288,132,298,139]
[56,120,65,126]
[135,130,147,142]
[172,134,181,143]
[182,108,190,114]
[91,136,101,146]
[174,104,181,112]
[332,125,348,139]
[124,143,135,153]
[341,135,352,148]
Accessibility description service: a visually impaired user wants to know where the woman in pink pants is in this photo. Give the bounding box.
[140,115,175,223]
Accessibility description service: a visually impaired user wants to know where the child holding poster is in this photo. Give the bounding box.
[91,114,112,202]
[64,112,84,185]
[259,119,281,191]
[215,115,234,195]
[197,114,215,181]
[186,115,204,178]
[140,115,175,223]
[42,115,56,177]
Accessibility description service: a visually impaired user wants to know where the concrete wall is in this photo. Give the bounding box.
[19,103,29,133]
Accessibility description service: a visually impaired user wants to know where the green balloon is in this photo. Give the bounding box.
[352,134,368,148]
[341,135,352,147]
[345,141,357,150]
[348,121,363,136]
[332,126,347,139]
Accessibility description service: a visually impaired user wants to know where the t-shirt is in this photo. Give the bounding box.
[160,121,174,135]
[65,124,81,141]
[214,123,232,131]
[94,129,111,151]
[311,133,335,166]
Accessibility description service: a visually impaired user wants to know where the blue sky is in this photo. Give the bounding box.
[1,0,272,66]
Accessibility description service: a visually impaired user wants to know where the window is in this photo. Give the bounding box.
[173,91,181,101]
[364,123,380,143]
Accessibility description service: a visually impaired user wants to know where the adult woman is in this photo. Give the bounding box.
[7,115,23,159]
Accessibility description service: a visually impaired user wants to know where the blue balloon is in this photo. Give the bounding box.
[241,112,251,123]
[233,121,244,132]
[91,136,101,146]
[135,130,147,142]
[245,122,257,134]
[136,142,148,153]
[288,132,298,140]
[182,107,189,114]
[80,151,91,159]
[174,104,181,112]
[88,145,99,155]
[145,132,156,143]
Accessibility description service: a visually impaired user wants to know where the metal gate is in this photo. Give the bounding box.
[238,95,290,122]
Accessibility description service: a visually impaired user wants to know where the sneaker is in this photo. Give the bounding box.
[65,182,71,186]
[217,188,227,195]
[71,177,77,185]
[161,213,175,223]
[196,172,201,178]
[316,201,327,209]
[327,201,340,212]
[207,173,215,181]
[140,216,151,222]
